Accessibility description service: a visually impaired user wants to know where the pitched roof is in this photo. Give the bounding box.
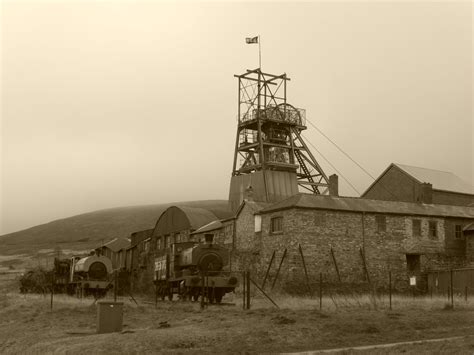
[395,163,473,194]
[130,229,153,247]
[260,193,474,219]
[190,220,223,235]
[464,223,474,233]
[101,237,131,252]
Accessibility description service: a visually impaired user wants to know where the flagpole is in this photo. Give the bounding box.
[258,35,261,69]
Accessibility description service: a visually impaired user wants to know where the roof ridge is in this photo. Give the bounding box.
[395,163,459,176]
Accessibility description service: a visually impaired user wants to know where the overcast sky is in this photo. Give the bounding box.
[1,1,472,235]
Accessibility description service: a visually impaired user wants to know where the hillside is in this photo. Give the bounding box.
[0,200,230,256]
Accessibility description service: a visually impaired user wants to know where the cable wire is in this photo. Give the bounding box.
[305,118,402,200]
[305,118,377,180]
[302,133,361,195]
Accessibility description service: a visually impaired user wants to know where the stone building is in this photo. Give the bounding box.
[255,193,474,292]
[362,163,474,206]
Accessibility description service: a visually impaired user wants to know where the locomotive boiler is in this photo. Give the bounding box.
[54,254,113,297]
[154,238,238,303]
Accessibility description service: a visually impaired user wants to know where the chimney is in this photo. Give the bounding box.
[329,174,339,196]
[419,182,433,204]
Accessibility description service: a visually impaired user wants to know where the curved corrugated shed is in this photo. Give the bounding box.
[152,206,222,237]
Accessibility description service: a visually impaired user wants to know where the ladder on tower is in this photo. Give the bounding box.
[294,150,319,193]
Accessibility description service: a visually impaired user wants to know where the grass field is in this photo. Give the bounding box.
[1,275,473,354]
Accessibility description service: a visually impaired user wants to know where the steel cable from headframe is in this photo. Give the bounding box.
[305,118,402,200]
[301,133,361,195]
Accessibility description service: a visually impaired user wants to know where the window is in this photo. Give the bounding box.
[144,239,150,252]
[376,215,386,232]
[255,215,262,232]
[270,217,283,233]
[455,225,463,239]
[412,219,421,236]
[429,221,437,238]
[164,235,170,248]
[406,254,421,273]
[314,212,326,226]
[224,224,233,237]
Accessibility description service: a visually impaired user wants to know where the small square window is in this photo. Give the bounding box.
[455,225,463,239]
[412,219,421,236]
[271,217,283,233]
[429,221,437,238]
[376,215,386,232]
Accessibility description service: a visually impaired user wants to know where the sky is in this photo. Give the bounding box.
[1,0,472,235]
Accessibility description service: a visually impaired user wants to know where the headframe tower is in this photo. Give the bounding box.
[229,68,331,211]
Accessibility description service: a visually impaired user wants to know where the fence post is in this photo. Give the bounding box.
[450,269,454,308]
[246,271,251,310]
[465,286,468,302]
[319,272,322,311]
[271,249,287,290]
[388,271,392,311]
[298,244,312,298]
[50,272,54,311]
[201,271,206,310]
[114,270,117,302]
[330,247,341,283]
[261,251,275,290]
[242,271,246,310]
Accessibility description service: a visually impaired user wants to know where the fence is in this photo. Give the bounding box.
[427,268,474,296]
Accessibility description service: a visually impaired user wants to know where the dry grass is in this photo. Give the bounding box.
[1,276,474,354]
[244,291,472,312]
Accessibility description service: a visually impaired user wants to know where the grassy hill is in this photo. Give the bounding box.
[0,200,230,256]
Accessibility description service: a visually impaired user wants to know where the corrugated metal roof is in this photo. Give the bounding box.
[177,206,219,230]
[101,237,131,252]
[190,220,223,235]
[260,193,474,218]
[395,163,473,195]
[130,229,153,248]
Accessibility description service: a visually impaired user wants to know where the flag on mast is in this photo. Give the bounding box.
[246,36,258,44]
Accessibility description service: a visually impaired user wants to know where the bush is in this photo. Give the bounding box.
[19,267,53,294]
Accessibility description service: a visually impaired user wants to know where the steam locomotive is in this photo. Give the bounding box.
[54,254,113,298]
[154,238,238,303]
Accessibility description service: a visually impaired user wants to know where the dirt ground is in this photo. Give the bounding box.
[1,276,473,354]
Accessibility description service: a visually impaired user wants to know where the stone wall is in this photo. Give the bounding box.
[254,208,471,293]
[235,202,260,251]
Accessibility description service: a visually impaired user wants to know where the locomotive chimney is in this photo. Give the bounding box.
[204,233,214,244]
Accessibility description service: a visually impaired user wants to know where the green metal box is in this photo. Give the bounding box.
[97,301,123,334]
